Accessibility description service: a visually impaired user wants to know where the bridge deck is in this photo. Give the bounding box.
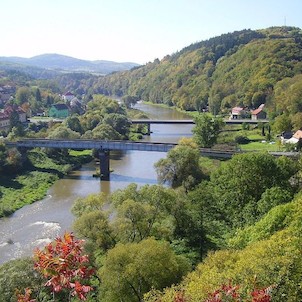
[6,139,177,152]
[131,119,269,124]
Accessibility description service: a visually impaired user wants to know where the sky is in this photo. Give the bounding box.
[1,0,302,64]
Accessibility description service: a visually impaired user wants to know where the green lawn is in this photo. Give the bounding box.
[239,141,283,151]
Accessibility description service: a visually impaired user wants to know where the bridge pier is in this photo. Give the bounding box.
[99,149,110,180]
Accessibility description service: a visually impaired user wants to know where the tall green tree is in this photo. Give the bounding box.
[99,238,190,302]
[210,152,297,229]
[193,114,224,148]
[154,145,204,190]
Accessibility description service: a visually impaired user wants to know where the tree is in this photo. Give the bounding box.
[35,88,42,105]
[64,115,83,134]
[272,114,292,134]
[102,113,131,137]
[122,95,139,109]
[47,126,81,139]
[15,87,31,105]
[0,258,43,302]
[99,238,190,302]
[210,152,296,228]
[154,145,203,189]
[193,114,224,148]
[34,232,94,301]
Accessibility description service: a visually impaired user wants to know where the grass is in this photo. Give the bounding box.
[0,171,58,216]
[239,141,283,151]
[0,149,93,218]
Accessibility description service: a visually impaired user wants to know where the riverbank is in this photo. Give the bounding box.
[0,149,92,218]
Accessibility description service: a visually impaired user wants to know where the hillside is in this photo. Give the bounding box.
[93,26,302,117]
[0,53,140,75]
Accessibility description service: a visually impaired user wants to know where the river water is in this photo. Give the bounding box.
[0,103,193,264]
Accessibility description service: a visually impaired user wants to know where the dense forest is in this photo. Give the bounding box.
[93,26,302,125]
[1,148,301,301]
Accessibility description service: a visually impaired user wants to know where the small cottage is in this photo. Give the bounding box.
[49,104,69,119]
[286,130,302,144]
[230,107,244,119]
[251,107,267,120]
[62,91,75,102]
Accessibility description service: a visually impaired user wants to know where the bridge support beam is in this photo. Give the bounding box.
[99,149,110,180]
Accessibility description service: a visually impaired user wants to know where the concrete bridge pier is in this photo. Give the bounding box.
[147,124,151,135]
[99,149,110,180]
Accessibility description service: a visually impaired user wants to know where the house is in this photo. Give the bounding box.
[0,112,10,130]
[286,130,302,144]
[230,107,245,119]
[49,103,69,119]
[62,91,75,102]
[251,107,267,120]
[280,131,293,144]
[4,105,27,123]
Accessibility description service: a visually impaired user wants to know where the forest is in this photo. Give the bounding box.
[1,143,301,301]
[93,26,302,130]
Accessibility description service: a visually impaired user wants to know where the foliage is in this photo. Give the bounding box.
[193,114,224,148]
[209,152,297,229]
[0,258,43,302]
[144,192,302,302]
[99,238,190,302]
[0,149,91,217]
[92,27,302,120]
[34,232,94,301]
[154,145,204,189]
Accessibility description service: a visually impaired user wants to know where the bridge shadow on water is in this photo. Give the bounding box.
[110,173,158,185]
[63,172,157,185]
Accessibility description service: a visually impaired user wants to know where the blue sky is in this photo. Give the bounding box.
[1,0,302,64]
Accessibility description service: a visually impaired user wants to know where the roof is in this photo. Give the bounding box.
[293,130,302,140]
[251,108,263,115]
[4,105,26,115]
[52,103,69,111]
[0,112,9,120]
[64,91,74,96]
[232,107,244,114]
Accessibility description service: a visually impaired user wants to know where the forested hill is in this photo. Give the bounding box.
[0,54,140,75]
[94,26,302,116]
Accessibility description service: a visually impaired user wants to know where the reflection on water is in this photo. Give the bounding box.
[0,103,193,264]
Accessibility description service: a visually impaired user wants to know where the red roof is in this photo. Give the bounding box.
[251,108,263,115]
[232,107,244,114]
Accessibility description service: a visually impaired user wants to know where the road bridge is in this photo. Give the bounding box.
[131,118,269,134]
[6,139,177,180]
[7,138,293,181]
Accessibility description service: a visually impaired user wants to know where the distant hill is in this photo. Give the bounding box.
[0,54,140,75]
[93,26,302,119]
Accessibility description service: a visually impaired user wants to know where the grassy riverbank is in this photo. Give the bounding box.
[0,149,92,217]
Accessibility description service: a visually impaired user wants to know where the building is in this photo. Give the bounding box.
[230,107,245,119]
[251,107,267,120]
[49,103,69,119]
[0,112,10,130]
[62,91,75,102]
[3,105,27,123]
[286,130,302,144]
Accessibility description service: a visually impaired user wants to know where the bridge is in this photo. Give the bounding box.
[131,119,269,134]
[6,138,297,180]
[6,139,177,180]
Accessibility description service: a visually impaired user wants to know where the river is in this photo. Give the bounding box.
[0,103,193,264]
